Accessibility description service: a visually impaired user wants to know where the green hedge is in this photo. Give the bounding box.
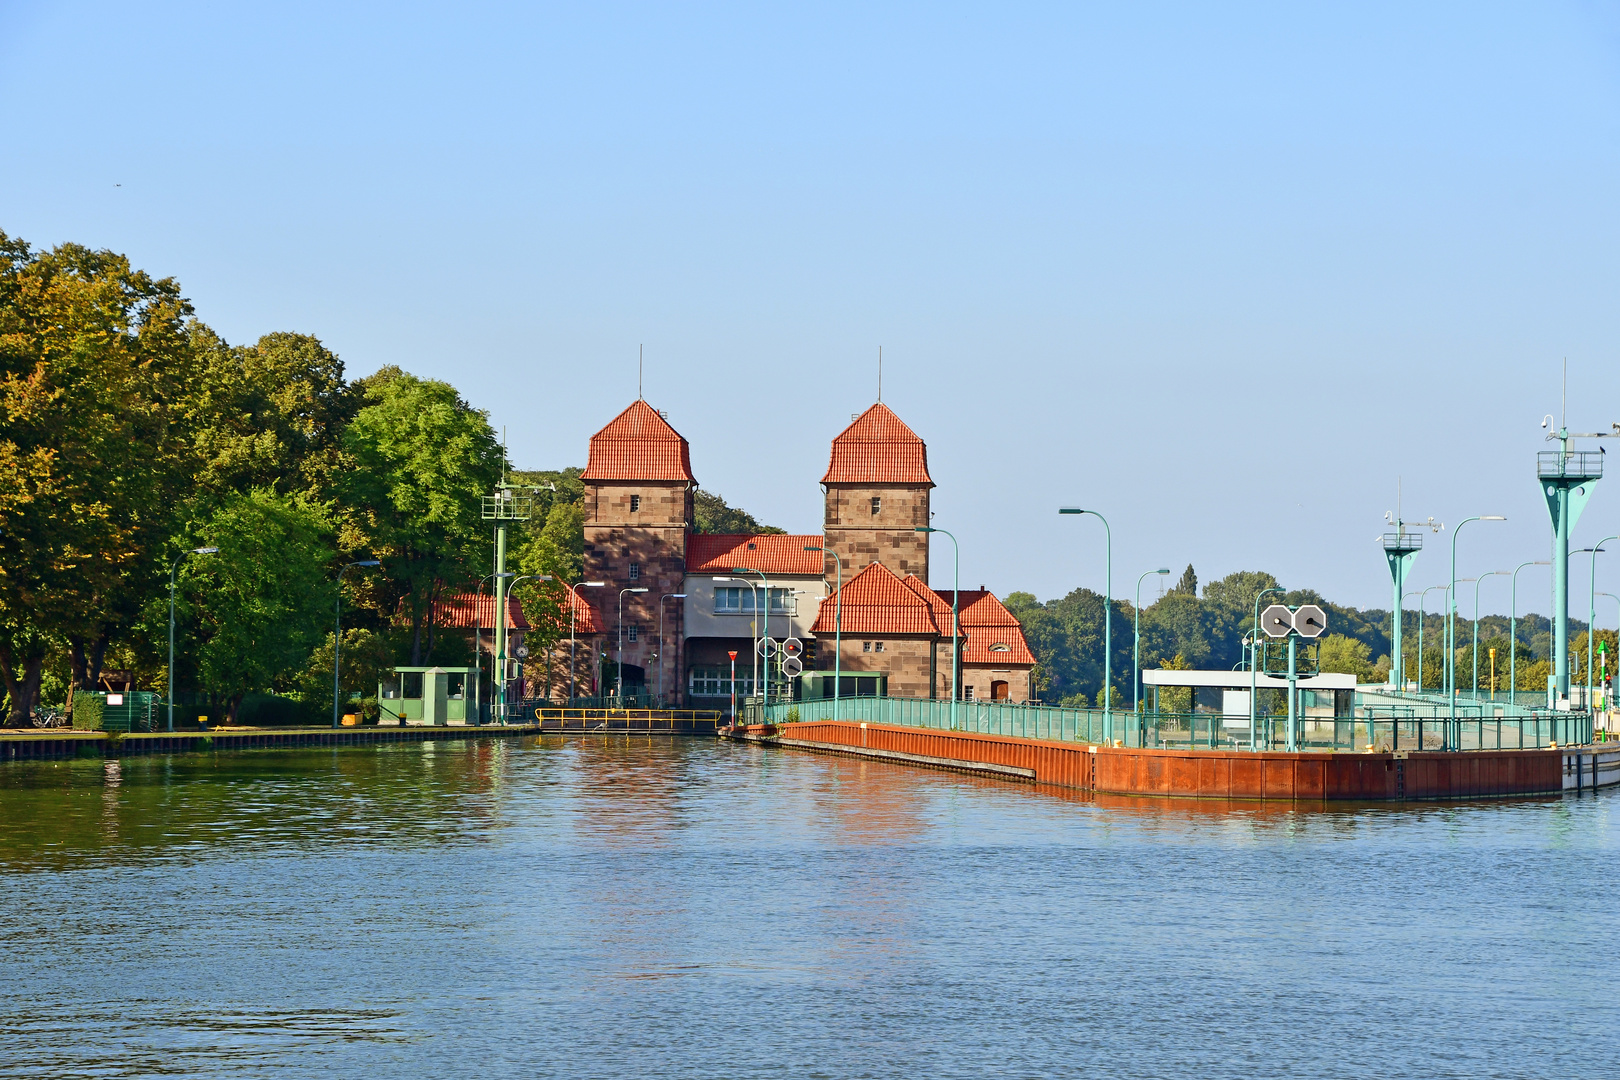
[71,692,105,730]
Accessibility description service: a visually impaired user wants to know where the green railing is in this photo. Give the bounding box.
[761,696,1595,751]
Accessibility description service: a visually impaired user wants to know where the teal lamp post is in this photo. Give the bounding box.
[804,545,843,718]
[1059,508,1112,743]
[1135,568,1171,743]
[916,527,960,729]
[503,574,554,720]
[1249,586,1285,749]
[732,567,772,708]
[333,559,381,726]
[1400,590,1421,690]
[1418,584,1447,694]
[617,586,649,701]
[1450,516,1506,746]
[168,546,219,731]
[1472,571,1509,699]
[1589,538,1617,708]
[1599,591,1620,712]
[1510,560,1549,699]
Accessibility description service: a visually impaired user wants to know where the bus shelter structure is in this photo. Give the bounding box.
[1141,668,1357,737]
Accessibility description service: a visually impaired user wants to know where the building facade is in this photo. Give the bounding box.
[578,398,1034,709]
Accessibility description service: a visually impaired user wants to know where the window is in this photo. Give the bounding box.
[629,494,641,512]
[874,641,884,653]
[989,642,1010,653]
[870,496,882,515]
[627,626,639,642]
[628,562,640,580]
[963,685,975,701]
[862,641,872,653]
[690,666,754,697]
[713,587,795,614]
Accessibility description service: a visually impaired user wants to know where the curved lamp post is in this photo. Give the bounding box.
[1450,515,1506,745]
[333,559,381,727]
[1472,571,1509,698]
[917,527,960,728]
[1249,585,1285,750]
[617,586,648,701]
[1400,590,1421,690]
[1510,561,1550,699]
[1135,568,1171,743]
[1059,508,1112,742]
[731,568,772,711]
[1589,539,1618,708]
[1418,584,1448,694]
[804,545,844,718]
[658,592,687,705]
[168,546,219,731]
[565,581,606,702]
[500,574,554,722]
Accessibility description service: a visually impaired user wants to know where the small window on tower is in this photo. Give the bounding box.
[871,496,882,515]
[630,494,641,513]
[628,626,639,642]
[629,562,641,580]
[862,641,872,653]
[874,641,885,653]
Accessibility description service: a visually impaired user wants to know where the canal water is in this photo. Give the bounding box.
[0,737,1614,1079]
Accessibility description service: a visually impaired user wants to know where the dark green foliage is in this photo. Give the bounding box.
[693,489,785,534]
[1174,564,1197,596]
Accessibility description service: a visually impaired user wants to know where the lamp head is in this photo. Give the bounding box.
[803,546,823,552]
[1157,568,1170,574]
[193,547,219,555]
[1058,508,1085,515]
[354,560,381,567]
[1482,515,1506,521]
[915,527,935,533]
[582,581,606,587]
[670,593,688,598]
[625,587,648,593]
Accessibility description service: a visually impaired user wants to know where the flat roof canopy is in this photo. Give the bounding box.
[1141,669,1356,690]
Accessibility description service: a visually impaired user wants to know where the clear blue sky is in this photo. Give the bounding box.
[5,2,1620,616]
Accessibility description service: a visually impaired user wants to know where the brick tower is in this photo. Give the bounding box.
[580,401,696,701]
[821,403,933,586]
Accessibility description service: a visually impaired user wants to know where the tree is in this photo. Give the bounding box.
[693,488,784,534]
[1173,564,1197,596]
[341,370,504,664]
[178,490,335,721]
[1316,634,1378,682]
[0,232,199,720]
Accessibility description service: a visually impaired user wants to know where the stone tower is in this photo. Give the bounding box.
[580,400,696,699]
[821,403,933,586]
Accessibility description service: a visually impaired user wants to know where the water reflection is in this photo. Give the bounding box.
[0,737,1615,1078]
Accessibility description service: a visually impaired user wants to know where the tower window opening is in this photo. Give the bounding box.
[629,494,641,512]
[871,496,882,515]
[628,562,641,580]
[628,626,639,642]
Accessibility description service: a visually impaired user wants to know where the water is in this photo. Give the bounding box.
[1,736,1615,1079]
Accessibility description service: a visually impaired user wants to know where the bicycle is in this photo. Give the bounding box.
[31,706,66,729]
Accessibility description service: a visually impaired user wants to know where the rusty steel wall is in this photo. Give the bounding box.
[772,721,1567,800]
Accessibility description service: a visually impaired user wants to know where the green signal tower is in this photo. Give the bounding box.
[1538,437,1602,706]
[482,482,533,722]
[1382,524,1433,694]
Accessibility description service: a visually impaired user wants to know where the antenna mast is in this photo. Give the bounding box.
[878,345,882,402]
[639,345,643,400]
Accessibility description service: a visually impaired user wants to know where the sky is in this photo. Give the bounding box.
[4,1,1620,618]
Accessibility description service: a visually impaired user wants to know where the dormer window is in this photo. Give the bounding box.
[629,494,641,513]
[989,642,1010,652]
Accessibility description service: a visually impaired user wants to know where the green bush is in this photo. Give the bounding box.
[783,706,801,723]
[71,692,105,730]
[237,693,320,727]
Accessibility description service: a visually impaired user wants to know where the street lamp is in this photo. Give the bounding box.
[476,572,515,722]
[333,559,381,727]
[714,575,760,701]
[1510,560,1550,699]
[1472,571,1509,698]
[1450,515,1506,744]
[731,568,772,711]
[1401,589,1421,690]
[1059,508,1112,742]
[916,527,960,729]
[1135,568,1171,741]
[1250,585,1285,749]
[617,587,649,701]
[168,546,219,731]
[804,545,843,716]
[1589,539,1617,708]
[566,581,606,702]
[500,574,554,722]
[1417,584,1448,694]
[658,592,687,705]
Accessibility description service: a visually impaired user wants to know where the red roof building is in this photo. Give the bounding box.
[940,589,1037,665]
[810,562,942,637]
[432,592,531,632]
[581,400,697,483]
[821,403,933,485]
[687,534,824,575]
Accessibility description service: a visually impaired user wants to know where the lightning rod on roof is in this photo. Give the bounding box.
[878,345,882,403]
[639,344,643,400]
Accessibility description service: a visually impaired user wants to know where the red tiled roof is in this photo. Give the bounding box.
[821,403,933,485]
[580,400,697,482]
[810,561,940,636]
[559,589,606,635]
[687,534,825,575]
[433,592,531,632]
[900,574,962,638]
[940,590,1035,665]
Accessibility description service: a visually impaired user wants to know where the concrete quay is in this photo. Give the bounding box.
[725,720,1620,801]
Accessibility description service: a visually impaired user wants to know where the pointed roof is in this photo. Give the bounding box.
[901,574,962,638]
[687,534,825,575]
[822,403,933,485]
[810,561,941,635]
[580,400,697,483]
[431,592,531,632]
[939,589,1036,665]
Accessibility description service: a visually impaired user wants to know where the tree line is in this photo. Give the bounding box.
[1005,564,1603,707]
[0,231,764,724]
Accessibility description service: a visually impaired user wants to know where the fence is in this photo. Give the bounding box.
[761,695,1594,752]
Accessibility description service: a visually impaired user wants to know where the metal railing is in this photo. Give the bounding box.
[532,708,722,734]
[1382,531,1423,551]
[1537,450,1603,480]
